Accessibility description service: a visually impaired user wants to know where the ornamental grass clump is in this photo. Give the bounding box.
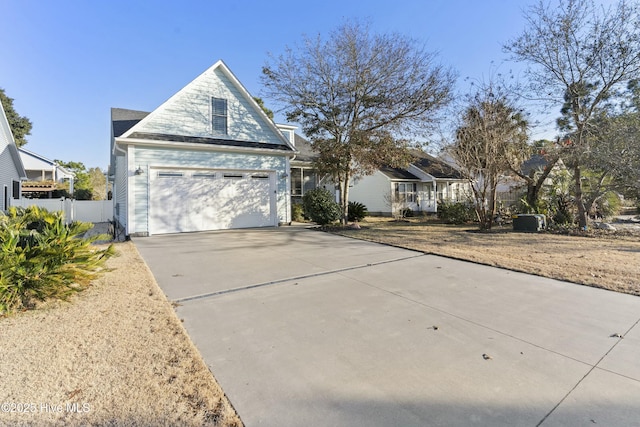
[0,206,115,315]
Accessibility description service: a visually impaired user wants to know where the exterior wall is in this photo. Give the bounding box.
[114,154,128,230]
[0,146,20,210]
[349,171,392,214]
[128,145,289,235]
[0,110,22,209]
[134,67,285,146]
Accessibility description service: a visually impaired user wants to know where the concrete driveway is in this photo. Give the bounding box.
[134,226,640,427]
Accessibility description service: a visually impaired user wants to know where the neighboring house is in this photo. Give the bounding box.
[349,151,469,215]
[0,102,27,211]
[18,148,75,198]
[290,135,467,215]
[110,60,296,236]
[496,154,567,206]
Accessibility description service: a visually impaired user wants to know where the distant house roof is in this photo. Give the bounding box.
[18,148,75,179]
[411,151,464,179]
[111,108,150,137]
[521,154,549,176]
[289,135,463,181]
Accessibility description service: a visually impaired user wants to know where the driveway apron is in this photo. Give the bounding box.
[134,226,640,427]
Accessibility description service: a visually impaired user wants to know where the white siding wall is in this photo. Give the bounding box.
[129,145,289,235]
[135,68,285,146]
[114,154,128,229]
[0,112,21,209]
[349,171,392,214]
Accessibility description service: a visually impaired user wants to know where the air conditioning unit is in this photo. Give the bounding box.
[512,214,546,232]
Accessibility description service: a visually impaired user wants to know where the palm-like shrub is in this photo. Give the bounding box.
[348,201,368,222]
[0,206,115,315]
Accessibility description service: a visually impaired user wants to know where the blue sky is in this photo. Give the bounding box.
[2,0,562,169]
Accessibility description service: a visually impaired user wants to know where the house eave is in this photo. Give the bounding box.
[115,137,296,157]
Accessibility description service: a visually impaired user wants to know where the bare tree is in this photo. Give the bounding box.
[262,21,455,224]
[505,0,640,229]
[450,84,529,230]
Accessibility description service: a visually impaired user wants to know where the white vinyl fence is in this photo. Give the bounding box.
[12,198,113,224]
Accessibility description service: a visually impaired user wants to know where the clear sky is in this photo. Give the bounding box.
[2,0,566,170]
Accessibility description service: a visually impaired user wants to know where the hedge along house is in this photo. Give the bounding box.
[110,60,296,236]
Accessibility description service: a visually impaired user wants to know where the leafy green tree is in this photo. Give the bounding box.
[262,20,455,224]
[505,0,640,229]
[0,88,32,147]
[55,160,92,200]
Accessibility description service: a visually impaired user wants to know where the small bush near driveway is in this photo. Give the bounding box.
[302,188,341,225]
[0,206,115,315]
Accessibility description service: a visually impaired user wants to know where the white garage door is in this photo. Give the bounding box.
[150,169,276,234]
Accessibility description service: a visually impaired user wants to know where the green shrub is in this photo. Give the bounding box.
[0,206,115,315]
[348,201,368,222]
[291,203,305,222]
[437,201,474,224]
[302,188,341,225]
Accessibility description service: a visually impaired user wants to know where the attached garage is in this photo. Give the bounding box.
[110,60,296,238]
[149,168,277,234]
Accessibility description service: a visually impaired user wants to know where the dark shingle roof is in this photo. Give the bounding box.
[288,135,462,180]
[127,132,294,152]
[111,108,150,137]
[292,134,317,162]
[411,152,464,179]
[379,167,420,180]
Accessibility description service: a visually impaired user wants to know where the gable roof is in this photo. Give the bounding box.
[117,60,294,153]
[0,103,27,179]
[18,148,75,178]
[411,151,464,179]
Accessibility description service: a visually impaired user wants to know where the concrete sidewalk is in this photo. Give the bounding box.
[135,227,640,426]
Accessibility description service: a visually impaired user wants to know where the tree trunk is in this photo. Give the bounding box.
[573,165,588,229]
[525,183,539,212]
[341,171,351,225]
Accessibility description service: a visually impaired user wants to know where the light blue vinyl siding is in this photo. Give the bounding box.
[114,155,128,228]
[130,146,289,234]
[134,68,284,146]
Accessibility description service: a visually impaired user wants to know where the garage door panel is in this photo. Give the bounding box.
[150,169,275,234]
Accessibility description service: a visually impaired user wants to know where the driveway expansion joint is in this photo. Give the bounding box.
[172,253,427,304]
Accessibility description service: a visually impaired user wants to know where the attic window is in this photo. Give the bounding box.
[211,97,228,134]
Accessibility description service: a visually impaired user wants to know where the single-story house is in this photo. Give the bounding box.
[18,148,75,198]
[349,151,469,215]
[0,102,26,211]
[110,60,296,236]
[289,136,468,216]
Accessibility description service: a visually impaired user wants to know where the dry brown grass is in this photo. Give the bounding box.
[0,242,242,427]
[333,217,640,297]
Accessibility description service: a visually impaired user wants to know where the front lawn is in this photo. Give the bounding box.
[332,217,640,296]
